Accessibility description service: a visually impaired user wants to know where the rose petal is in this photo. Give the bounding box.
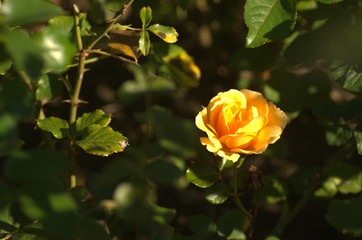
[242,89,269,117]
[220,133,255,149]
[249,125,282,153]
[237,116,266,133]
[267,103,288,129]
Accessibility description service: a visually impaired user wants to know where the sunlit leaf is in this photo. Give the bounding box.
[108,42,138,62]
[140,6,152,28]
[37,117,69,139]
[77,125,127,156]
[2,0,63,27]
[186,162,218,188]
[139,30,150,56]
[330,60,362,92]
[244,0,296,47]
[315,163,362,198]
[34,24,77,73]
[148,24,178,43]
[76,110,111,134]
[325,197,362,237]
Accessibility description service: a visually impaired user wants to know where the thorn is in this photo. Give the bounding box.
[73,4,80,14]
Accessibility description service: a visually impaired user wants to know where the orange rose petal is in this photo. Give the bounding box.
[237,116,266,133]
[242,89,269,116]
[195,89,287,158]
[250,125,282,153]
[216,149,241,162]
[209,101,223,128]
[220,133,255,149]
[195,108,208,131]
[267,103,288,129]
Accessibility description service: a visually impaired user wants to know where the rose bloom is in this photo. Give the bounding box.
[195,89,287,162]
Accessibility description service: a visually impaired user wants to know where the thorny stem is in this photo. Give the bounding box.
[85,0,134,51]
[68,1,133,188]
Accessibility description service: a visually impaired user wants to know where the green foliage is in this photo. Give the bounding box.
[325,197,362,236]
[1,0,362,239]
[2,0,63,27]
[244,0,296,47]
[76,125,127,156]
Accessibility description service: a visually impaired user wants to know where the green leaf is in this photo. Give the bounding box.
[188,214,217,237]
[186,162,218,188]
[244,0,296,47]
[4,149,69,183]
[76,110,111,134]
[148,24,178,43]
[0,79,35,119]
[217,209,250,238]
[204,182,229,204]
[48,15,75,32]
[4,29,44,81]
[265,236,281,240]
[258,176,287,204]
[117,64,176,105]
[35,74,63,102]
[37,117,69,139]
[88,159,134,199]
[2,0,63,27]
[325,124,353,146]
[354,130,362,155]
[325,197,362,237]
[0,204,18,234]
[0,43,12,75]
[33,24,77,73]
[140,6,152,29]
[151,43,201,87]
[139,30,150,56]
[315,163,362,198]
[77,125,127,156]
[330,60,362,92]
[144,160,183,185]
[317,0,344,4]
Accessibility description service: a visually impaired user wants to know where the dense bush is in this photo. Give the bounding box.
[0,0,362,239]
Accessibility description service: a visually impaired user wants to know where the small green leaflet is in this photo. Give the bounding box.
[139,30,150,56]
[37,117,69,139]
[148,24,178,43]
[77,125,127,156]
[140,6,152,29]
[76,110,111,135]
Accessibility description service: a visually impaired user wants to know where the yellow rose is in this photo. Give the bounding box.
[195,89,287,162]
